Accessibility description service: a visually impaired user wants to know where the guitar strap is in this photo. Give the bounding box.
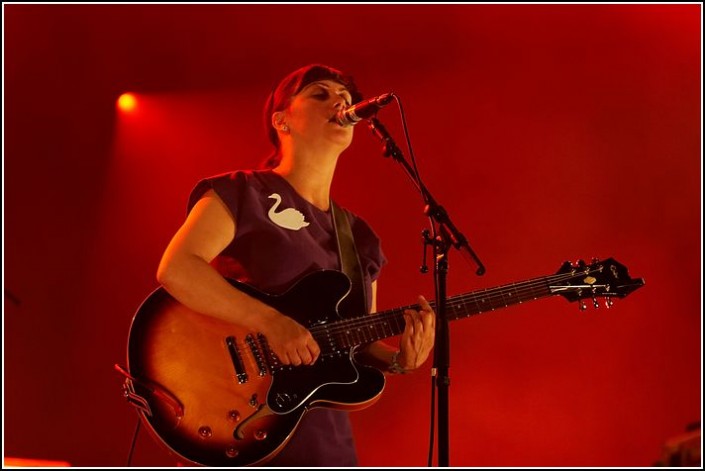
[331,200,368,317]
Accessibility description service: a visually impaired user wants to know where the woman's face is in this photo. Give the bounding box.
[281,79,355,151]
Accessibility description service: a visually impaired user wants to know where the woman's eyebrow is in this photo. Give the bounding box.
[304,81,351,96]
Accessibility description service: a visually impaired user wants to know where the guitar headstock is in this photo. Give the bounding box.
[552,258,645,309]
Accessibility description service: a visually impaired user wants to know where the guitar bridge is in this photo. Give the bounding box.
[226,336,249,384]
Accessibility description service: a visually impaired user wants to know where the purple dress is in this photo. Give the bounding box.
[187,169,387,466]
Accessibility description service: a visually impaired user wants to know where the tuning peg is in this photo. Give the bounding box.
[605,297,614,309]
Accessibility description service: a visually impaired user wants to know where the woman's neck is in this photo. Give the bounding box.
[272,149,339,211]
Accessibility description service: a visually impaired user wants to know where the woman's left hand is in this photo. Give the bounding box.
[398,295,436,370]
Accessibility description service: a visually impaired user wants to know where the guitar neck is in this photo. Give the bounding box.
[311,274,556,350]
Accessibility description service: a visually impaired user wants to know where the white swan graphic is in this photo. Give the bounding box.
[267,193,310,231]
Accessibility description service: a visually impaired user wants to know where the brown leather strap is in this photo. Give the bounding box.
[331,201,367,317]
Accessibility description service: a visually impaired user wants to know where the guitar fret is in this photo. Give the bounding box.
[357,325,369,344]
[358,325,368,344]
[346,325,358,347]
[480,289,493,311]
[392,308,404,335]
[383,319,390,340]
[379,319,389,338]
[333,330,347,350]
[367,324,376,342]
[465,299,475,317]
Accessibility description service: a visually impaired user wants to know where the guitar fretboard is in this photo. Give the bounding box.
[310,273,565,351]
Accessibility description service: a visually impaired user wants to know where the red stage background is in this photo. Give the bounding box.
[4,4,701,467]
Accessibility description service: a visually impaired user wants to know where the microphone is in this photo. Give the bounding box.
[335,92,394,126]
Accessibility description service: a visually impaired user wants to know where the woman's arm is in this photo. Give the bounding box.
[156,189,320,366]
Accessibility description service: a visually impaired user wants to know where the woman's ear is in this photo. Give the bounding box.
[272,111,285,129]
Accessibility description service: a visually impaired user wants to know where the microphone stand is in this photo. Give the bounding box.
[367,117,485,467]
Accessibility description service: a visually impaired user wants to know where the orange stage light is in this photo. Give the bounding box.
[4,457,71,467]
[117,92,137,112]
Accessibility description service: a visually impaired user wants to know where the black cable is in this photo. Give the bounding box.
[126,417,141,467]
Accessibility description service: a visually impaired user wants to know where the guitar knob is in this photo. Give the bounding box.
[605,297,614,309]
[225,446,239,458]
[592,298,599,309]
[579,301,587,311]
[198,426,212,439]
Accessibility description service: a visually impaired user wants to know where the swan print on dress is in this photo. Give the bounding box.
[267,193,310,231]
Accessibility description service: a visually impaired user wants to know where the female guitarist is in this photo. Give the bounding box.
[153,64,436,466]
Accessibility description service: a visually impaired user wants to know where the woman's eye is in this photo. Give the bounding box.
[312,92,329,100]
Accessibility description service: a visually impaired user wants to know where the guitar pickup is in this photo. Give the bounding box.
[257,333,281,375]
[226,336,249,384]
[246,334,268,377]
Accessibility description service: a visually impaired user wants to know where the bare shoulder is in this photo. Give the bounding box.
[191,189,233,221]
[178,189,236,261]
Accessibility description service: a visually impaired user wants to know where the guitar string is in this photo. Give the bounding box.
[309,268,611,344]
[228,268,613,374]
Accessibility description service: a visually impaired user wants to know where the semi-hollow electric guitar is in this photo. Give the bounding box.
[121,257,643,466]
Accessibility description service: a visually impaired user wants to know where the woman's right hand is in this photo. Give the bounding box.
[257,309,321,366]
